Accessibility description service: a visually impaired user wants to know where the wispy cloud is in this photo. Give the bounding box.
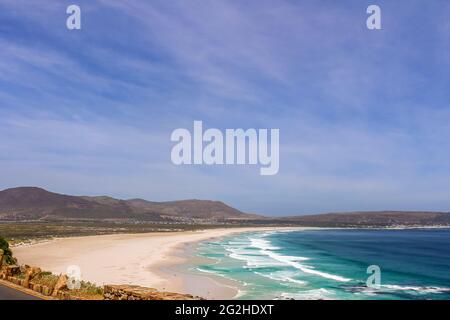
[0,0,450,214]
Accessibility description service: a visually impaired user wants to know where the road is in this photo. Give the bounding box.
[0,283,41,300]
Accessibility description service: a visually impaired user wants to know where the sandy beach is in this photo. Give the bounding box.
[12,227,297,299]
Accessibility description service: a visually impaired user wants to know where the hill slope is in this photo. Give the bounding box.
[0,187,252,221]
[1,187,449,226]
[126,198,249,219]
[281,211,450,227]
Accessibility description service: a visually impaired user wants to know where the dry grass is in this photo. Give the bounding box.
[68,281,104,300]
[31,271,59,288]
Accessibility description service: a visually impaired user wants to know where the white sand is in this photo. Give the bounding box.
[13,227,298,299]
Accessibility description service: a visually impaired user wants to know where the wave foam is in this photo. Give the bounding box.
[381,284,450,294]
[279,288,334,300]
[248,236,351,282]
[254,271,307,286]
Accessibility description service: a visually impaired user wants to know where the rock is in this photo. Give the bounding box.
[10,276,21,285]
[42,286,52,296]
[32,283,43,293]
[52,274,68,297]
[23,266,41,288]
[103,284,204,300]
[57,291,71,300]
[1,265,20,279]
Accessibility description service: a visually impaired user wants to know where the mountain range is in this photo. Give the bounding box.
[280,211,450,227]
[1,187,450,227]
[0,187,254,221]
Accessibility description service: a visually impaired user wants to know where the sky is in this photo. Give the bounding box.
[1,0,450,216]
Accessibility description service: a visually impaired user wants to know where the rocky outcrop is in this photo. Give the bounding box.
[0,265,69,298]
[0,269,205,300]
[52,275,68,297]
[0,245,204,301]
[0,265,20,280]
[23,266,41,288]
[103,285,204,300]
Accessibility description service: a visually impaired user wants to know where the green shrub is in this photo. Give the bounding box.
[80,281,104,295]
[67,280,104,299]
[0,236,17,265]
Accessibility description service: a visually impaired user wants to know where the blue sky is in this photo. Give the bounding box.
[1,0,450,215]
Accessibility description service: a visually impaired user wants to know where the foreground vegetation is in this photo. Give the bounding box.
[1,236,104,299]
[0,236,16,264]
[0,236,198,300]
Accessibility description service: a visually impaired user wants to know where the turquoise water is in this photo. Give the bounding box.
[195,229,450,300]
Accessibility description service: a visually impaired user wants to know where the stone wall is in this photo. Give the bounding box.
[0,264,69,299]
[103,285,203,300]
[1,248,204,300]
[0,265,204,300]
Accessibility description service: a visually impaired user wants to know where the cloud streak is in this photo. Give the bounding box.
[0,0,450,215]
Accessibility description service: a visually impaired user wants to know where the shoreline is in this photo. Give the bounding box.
[12,227,301,299]
[152,239,244,299]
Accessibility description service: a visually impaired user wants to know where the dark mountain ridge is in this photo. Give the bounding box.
[0,187,253,221]
[1,187,449,226]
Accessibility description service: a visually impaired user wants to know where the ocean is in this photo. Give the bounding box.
[194,228,450,300]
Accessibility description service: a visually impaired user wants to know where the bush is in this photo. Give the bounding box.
[32,272,59,288]
[68,280,104,300]
[0,236,17,265]
[80,281,104,295]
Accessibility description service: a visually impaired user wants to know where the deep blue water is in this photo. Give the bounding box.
[195,229,450,300]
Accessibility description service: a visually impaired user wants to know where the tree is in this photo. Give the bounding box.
[0,236,16,265]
